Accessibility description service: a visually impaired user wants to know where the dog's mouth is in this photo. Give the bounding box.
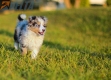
[38,32,44,35]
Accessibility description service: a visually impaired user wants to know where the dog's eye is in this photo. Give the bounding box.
[44,25,47,27]
[44,24,47,27]
[38,25,40,27]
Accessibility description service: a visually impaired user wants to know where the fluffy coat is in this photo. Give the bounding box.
[14,14,47,59]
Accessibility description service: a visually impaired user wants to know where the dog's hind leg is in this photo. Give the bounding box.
[14,29,20,50]
[31,49,39,59]
[14,42,19,50]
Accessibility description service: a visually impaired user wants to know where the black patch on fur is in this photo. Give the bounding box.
[33,22,36,26]
[32,16,36,20]
[18,14,23,21]
[14,24,26,43]
[14,30,19,43]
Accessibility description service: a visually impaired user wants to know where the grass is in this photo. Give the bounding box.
[0,8,111,80]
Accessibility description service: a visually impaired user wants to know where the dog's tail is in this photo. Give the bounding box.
[18,14,26,21]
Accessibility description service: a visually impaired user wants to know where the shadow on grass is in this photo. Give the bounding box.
[0,42,15,51]
[43,41,78,52]
[43,41,111,59]
[0,30,15,51]
[0,29,13,37]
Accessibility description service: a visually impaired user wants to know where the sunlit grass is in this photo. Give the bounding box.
[0,8,111,80]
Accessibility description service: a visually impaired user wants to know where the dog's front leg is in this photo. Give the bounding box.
[31,49,39,59]
[20,44,27,55]
[21,47,27,55]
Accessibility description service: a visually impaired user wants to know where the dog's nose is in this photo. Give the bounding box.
[42,29,45,32]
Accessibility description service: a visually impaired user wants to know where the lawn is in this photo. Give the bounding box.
[0,8,111,80]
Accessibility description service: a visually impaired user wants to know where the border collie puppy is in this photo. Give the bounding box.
[14,14,47,59]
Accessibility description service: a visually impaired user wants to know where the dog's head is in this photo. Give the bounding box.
[28,16,47,35]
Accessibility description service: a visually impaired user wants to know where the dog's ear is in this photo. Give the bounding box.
[28,16,32,23]
[28,16,34,27]
[28,16,36,23]
[32,16,36,20]
[40,16,48,24]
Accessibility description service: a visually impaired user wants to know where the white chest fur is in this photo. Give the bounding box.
[21,29,44,50]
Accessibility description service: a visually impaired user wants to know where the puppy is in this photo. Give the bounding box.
[14,14,47,59]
